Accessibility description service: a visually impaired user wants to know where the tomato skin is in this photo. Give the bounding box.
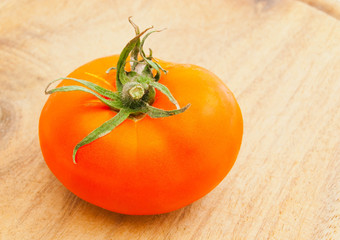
[39,55,243,215]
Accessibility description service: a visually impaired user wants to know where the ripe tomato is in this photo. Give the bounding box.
[39,23,243,215]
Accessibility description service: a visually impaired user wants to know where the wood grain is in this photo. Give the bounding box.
[298,0,340,19]
[1,0,340,239]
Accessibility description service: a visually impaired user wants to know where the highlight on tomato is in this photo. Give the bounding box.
[39,18,243,215]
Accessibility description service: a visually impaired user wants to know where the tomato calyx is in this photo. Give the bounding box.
[44,18,190,164]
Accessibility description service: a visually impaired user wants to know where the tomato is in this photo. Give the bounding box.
[39,22,243,215]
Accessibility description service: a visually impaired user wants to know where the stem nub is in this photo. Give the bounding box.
[129,84,145,100]
[122,82,147,108]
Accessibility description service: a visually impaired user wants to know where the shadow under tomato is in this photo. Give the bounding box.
[70,191,199,227]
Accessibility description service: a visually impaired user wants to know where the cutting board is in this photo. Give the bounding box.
[1,0,339,239]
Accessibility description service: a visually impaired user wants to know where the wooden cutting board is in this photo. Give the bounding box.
[1,0,339,239]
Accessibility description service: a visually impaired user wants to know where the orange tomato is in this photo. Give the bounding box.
[39,55,243,215]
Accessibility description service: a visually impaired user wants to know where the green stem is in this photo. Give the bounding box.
[116,27,152,91]
[45,19,190,164]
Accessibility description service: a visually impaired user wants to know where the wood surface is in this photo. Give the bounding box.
[298,0,340,19]
[1,0,340,239]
